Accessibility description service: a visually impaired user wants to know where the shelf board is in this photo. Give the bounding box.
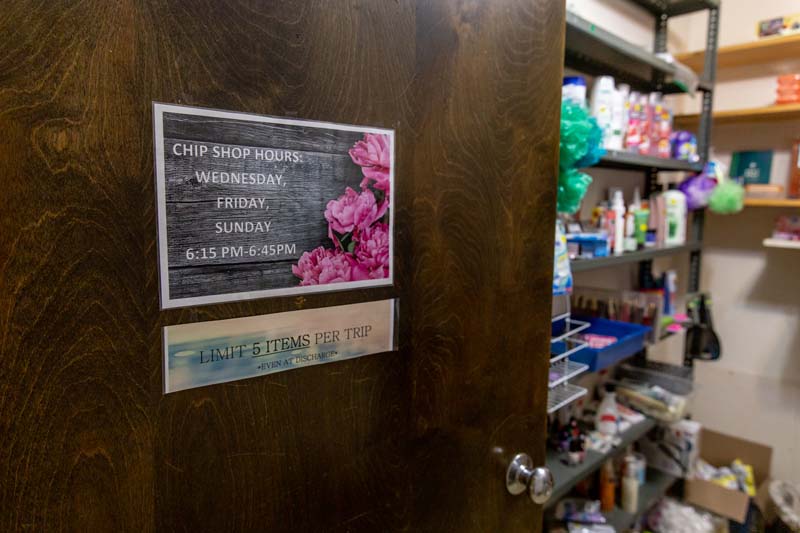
[564,12,690,95]
[605,469,679,530]
[763,238,800,249]
[675,103,800,127]
[627,0,718,16]
[745,198,800,208]
[545,417,658,507]
[571,243,701,272]
[594,150,703,172]
[676,33,800,72]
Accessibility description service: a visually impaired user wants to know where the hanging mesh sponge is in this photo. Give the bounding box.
[708,180,744,214]
[557,101,604,214]
[558,168,593,215]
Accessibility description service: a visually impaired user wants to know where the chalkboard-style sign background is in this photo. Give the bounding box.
[153,104,394,309]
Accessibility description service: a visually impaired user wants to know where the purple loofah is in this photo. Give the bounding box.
[679,164,718,210]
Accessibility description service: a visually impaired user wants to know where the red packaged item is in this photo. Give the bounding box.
[776,74,800,105]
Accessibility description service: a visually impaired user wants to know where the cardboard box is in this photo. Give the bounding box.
[684,428,773,524]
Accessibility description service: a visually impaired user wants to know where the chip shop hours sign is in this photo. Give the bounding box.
[153,103,395,309]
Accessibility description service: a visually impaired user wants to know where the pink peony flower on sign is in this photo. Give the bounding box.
[292,246,354,286]
[324,187,386,242]
[349,133,391,193]
[353,222,390,279]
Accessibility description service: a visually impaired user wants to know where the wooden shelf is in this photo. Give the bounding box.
[763,238,800,249]
[675,102,800,127]
[676,34,800,72]
[745,198,800,207]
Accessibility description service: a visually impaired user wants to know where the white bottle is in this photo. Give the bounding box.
[621,473,640,513]
[607,88,625,151]
[611,190,626,256]
[596,392,619,436]
[663,190,687,245]
[591,76,615,148]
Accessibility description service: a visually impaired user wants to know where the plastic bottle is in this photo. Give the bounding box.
[591,76,615,148]
[618,84,631,145]
[607,87,625,151]
[600,460,617,512]
[562,76,587,106]
[596,391,619,435]
[611,190,626,256]
[625,91,642,152]
[638,93,652,155]
[621,456,640,514]
[624,210,637,252]
[663,190,687,245]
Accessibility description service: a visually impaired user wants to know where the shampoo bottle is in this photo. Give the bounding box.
[663,190,687,245]
[591,76,615,148]
[608,87,625,150]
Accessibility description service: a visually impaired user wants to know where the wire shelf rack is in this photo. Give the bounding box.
[549,359,590,389]
[547,382,588,414]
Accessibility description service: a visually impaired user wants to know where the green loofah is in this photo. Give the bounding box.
[558,168,593,214]
[557,101,603,214]
[708,180,745,214]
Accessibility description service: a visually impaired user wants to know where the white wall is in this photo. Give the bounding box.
[572,0,800,482]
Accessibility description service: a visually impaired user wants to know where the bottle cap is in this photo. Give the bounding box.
[562,76,586,87]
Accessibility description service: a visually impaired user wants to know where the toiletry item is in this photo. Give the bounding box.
[599,460,616,512]
[607,87,625,150]
[621,455,640,514]
[656,98,673,158]
[618,84,631,143]
[625,91,643,151]
[553,220,573,295]
[634,208,650,248]
[789,140,800,198]
[596,392,619,436]
[647,92,663,157]
[624,210,637,252]
[591,76,615,147]
[563,76,587,106]
[611,190,626,255]
[671,131,698,162]
[631,187,642,211]
[638,93,653,155]
[663,190,687,246]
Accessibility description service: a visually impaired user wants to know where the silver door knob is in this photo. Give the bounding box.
[506,453,554,504]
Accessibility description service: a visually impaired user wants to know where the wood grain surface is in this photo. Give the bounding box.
[0,1,564,532]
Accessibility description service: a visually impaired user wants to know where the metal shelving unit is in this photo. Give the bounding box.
[544,0,721,520]
[628,0,718,17]
[564,0,719,304]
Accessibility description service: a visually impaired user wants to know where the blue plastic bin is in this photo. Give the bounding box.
[568,317,652,372]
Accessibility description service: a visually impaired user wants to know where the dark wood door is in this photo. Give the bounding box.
[0,1,564,531]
